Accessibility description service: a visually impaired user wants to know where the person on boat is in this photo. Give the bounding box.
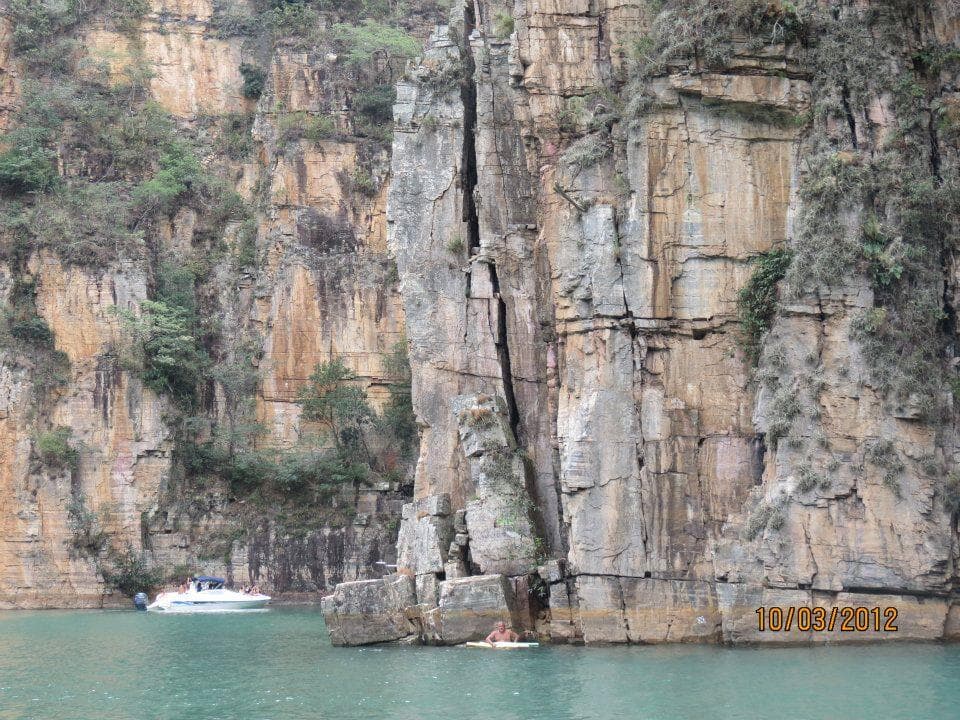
[485,621,520,644]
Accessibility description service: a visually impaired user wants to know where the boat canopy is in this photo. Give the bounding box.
[195,575,225,584]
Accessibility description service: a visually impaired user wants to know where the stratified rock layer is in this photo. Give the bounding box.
[373,0,960,644]
[0,0,412,606]
[322,574,418,646]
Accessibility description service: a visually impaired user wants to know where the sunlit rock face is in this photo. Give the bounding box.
[0,0,413,607]
[380,0,960,644]
[4,0,960,639]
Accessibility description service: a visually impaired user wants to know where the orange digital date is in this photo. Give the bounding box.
[755,606,899,632]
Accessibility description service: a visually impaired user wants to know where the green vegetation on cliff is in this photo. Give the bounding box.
[632,0,803,75]
[174,348,415,541]
[631,1,959,419]
[737,249,793,364]
[9,0,150,71]
[35,426,80,471]
[620,1,960,517]
[101,547,165,596]
[332,20,419,65]
[0,275,70,399]
[0,0,423,593]
[792,4,958,419]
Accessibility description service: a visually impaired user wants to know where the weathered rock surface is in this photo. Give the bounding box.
[321,574,418,646]
[0,256,166,607]
[0,0,414,606]
[396,493,454,576]
[455,394,539,576]
[575,576,721,644]
[434,574,521,644]
[367,0,960,646]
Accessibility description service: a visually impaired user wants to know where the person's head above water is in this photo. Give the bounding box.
[496,621,506,631]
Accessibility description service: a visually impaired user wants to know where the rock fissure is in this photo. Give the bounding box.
[1,0,958,646]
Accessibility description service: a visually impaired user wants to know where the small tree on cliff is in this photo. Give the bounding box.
[119,298,208,403]
[379,341,416,458]
[298,358,373,458]
[210,348,259,459]
[331,20,419,67]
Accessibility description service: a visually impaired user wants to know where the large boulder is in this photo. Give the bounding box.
[321,575,418,646]
[435,574,519,644]
[453,395,540,576]
[396,493,454,576]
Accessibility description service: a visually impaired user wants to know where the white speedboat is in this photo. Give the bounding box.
[147,576,270,612]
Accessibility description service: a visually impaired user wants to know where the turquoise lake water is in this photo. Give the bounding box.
[1,607,958,719]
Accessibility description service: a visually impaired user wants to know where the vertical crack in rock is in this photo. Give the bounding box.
[617,576,631,641]
[460,1,481,260]
[459,0,520,442]
[611,206,632,321]
[752,435,767,486]
[627,320,650,560]
[802,518,819,589]
[840,84,858,149]
[915,46,943,183]
[489,263,521,442]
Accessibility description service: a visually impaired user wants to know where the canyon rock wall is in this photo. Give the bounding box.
[2,0,959,641]
[0,0,416,607]
[365,0,960,644]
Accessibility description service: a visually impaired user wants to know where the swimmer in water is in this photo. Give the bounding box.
[485,621,520,645]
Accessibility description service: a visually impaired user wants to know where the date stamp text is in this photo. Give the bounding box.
[755,606,899,632]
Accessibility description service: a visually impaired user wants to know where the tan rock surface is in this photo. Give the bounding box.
[0,1,410,606]
[376,0,960,646]
[0,256,167,607]
[3,0,960,640]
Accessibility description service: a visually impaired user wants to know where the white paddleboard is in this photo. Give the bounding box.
[465,641,540,649]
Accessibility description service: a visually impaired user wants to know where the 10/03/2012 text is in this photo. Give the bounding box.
[756,606,899,632]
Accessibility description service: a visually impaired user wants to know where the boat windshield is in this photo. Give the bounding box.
[192,576,226,591]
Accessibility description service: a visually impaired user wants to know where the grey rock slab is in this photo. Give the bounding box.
[437,574,519,644]
[321,575,417,646]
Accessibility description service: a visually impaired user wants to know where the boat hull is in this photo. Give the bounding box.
[146,590,271,612]
[151,599,270,612]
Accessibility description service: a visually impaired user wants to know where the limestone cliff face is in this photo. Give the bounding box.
[381,0,960,643]
[0,0,415,607]
[0,256,160,607]
[3,0,960,641]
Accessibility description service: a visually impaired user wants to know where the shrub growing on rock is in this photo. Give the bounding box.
[0,143,59,193]
[632,0,804,76]
[332,20,419,66]
[67,494,107,555]
[131,142,203,217]
[35,426,80,471]
[737,249,793,364]
[102,547,164,597]
[941,472,960,517]
[493,11,514,39]
[239,63,267,99]
[118,263,210,406]
[744,499,786,541]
